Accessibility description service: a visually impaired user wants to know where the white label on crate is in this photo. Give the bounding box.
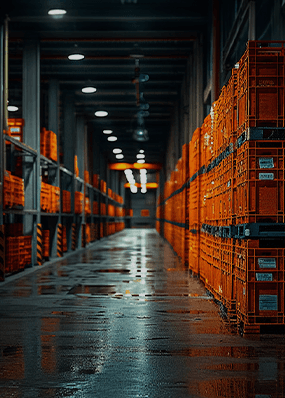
[258,258,276,268]
[259,173,274,180]
[259,294,278,311]
[256,273,273,281]
[259,158,274,169]
[10,127,20,132]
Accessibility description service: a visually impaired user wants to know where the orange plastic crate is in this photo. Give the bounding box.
[237,41,285,135]
[93,201,99,215]
[7,118,24,141]
[74,191,84,214]
[62,190,71,213]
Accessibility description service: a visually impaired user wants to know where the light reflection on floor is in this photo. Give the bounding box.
[0,229,285,397]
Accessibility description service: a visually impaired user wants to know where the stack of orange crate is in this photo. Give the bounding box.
[5,237,20,273]
[188,127,202,275]
[74,156,79,177]
[85,196,91,215]
[84,171,90,184]
[93,174,99,189]
[237,41,285,135]
[74,191,84,214]
[51,186,60,213]
[93,201,99,215]
[6,118,24,141]
[4,171,25,209]
[4,171,13,208]
[62,190,71,213]
[116,206,124,217]
[100,202,106,215]
[40,128,58,162]
[41,182,60,213]
[85,224,91,244]
[108,204,115,217]
[5,235,32,273]
[100,180,107,194]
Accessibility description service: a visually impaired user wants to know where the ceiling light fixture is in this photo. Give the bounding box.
[137,159,145,164]
[136,154,145,159]
[48,9,67,16]
[8,105,19,112]
[68,53,85,61]
[113,148,122,154]
[103,129,113,134]
[82,87,97,93]
[107,136,117,142]
[95,110,108,117]
[116,154,124,159]
[139,150,144,153]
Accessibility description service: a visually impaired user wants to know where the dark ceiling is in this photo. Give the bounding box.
[3,0,210,166]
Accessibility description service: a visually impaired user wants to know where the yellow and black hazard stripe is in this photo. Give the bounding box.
[0,225,5,281]
[57,223,63,257]
[37,224,42,265]
[71,223,76,250]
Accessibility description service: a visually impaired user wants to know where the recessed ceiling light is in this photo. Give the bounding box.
[103,129,113,134]
[68,54,85,61]
[95,110,108,117]
[113,148,122,154]
[137,159,145,163]
[139,150,144,153]
[8,105,19,112]
[107,136,117,142]
[136,154,145,159]
[48,9,67,16]
[116,154,124,159]
[82,87,97,93]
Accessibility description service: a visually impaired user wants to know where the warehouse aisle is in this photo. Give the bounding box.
[1,229,285,398]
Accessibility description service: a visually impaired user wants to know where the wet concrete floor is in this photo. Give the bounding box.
[1,229,285,397]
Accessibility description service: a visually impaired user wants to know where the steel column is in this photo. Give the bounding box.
[48,79,61,257]
[212,0,220,102]
[248,1,256,41]
[22,39,41,265]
